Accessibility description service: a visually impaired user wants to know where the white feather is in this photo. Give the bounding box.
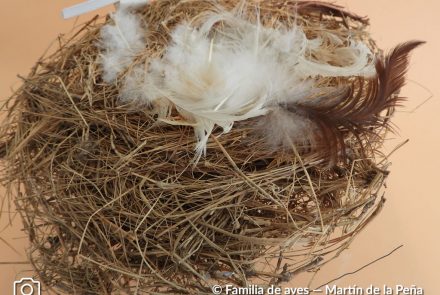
[100,7,146,82]
[109,9,377,160]
[295,41,376,78]
[119,63,172,117]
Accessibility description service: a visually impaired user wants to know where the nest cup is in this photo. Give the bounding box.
[0,0,420,294]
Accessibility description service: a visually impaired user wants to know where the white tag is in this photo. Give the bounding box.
[62,0,148,19]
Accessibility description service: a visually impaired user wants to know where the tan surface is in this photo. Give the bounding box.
[0,0,438,294]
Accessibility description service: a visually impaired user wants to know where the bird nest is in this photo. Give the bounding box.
[0,0,421,294]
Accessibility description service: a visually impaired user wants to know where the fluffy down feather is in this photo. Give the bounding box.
[106,8,378,161]
[100,7,146,82]
[101,3,384,159]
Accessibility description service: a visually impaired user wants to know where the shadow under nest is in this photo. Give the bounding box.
[0,0,404,294]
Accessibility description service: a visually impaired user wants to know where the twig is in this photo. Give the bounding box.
[312,244,404,291]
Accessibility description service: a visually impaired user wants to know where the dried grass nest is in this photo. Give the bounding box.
[0,0,421,294]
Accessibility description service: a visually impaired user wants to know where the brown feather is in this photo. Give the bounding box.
[282,40,425,164]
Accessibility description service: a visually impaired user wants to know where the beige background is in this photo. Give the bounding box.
[0,0,439,294]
